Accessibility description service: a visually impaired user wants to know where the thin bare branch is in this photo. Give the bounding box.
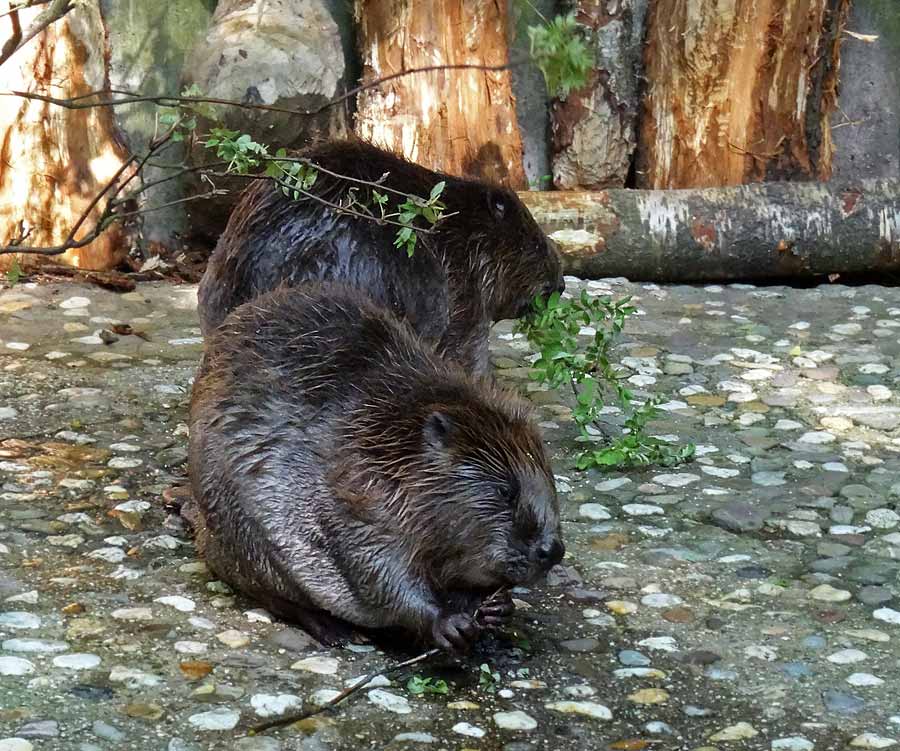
[0,0,73,68]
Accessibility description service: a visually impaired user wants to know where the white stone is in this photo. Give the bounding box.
[873,607,900,625]
[155,595,195,612]
[595,478,631,492]
[544,701,612,721]
[637,636,677,652]
[701,465,740,478]
[251,693,302,717]
[578,503,611,521]
[710,722,758,741]
[774,420,804,430]
[52,653,101,670]
[188,708,240,731]
[291,656,339,674]
[866,509,900,529]
[798,431,836,444]
[0,612,40,630]
[0,740,34,751]
[5,342,29,351]
[108,666,161,687]
[493,710,537,731]
[59,296,91,309]
[309,689,342,706]
[111,607,153,621]
[827,649,867,664]
[868,385,892,401]
[832,323,862,335]
[846,673,884,687]
[808,584,851,602]
[1,639,68,654]
[823,462,850,473]
[107,457,142,469]
[174,641,208,654]
[452,723,485,738]
[623,503,664,517]
[850,734,897,749]
[640,593,682,608]
[244,609,273,623]
[0,656,34,676]
[652,473,700,487]
[87,547,126,563]
[771,737,814,751]
[368,689,412,714]
[0,408,18,420]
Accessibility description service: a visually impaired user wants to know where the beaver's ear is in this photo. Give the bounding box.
[423,410,454,450]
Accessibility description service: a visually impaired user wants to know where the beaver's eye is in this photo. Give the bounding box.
[488,192,507,221]
[501,477,520,505]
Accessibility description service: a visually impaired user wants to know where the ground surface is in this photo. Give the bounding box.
[0,278,899,751]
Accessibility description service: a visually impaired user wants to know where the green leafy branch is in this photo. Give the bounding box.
[406,675,449,696]
[516,291,694,471]
[527,12,594,98]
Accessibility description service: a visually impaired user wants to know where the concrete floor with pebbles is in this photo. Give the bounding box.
[1,278,900,750]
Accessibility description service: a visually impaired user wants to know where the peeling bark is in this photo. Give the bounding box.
[550,0,647,190]
[520,180,900,282]
[0,3,130,271]
[354,0,526,188]
[636,0,851,189]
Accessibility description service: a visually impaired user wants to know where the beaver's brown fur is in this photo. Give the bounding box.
[197,140,564,374]
[187,283,564,650]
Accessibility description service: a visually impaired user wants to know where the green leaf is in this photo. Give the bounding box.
[430,180,446,201]
[6,257,22,286]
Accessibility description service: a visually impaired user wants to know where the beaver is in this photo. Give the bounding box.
[197,139,564,374]
[187,283,564,651]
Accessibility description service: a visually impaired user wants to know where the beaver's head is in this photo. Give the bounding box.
[395,390,564,591]
[442,184,565,322]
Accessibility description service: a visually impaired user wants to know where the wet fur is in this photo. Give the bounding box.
[188,283,562,648]
[197,139,564,374]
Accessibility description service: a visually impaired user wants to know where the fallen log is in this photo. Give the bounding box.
[519,179,900,283]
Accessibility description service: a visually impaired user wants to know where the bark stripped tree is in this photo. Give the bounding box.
[0,3,131,271]
[550,0,648,190]
[354,0,527,188]
[636,0,851,189]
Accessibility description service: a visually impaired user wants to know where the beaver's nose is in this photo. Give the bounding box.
[536,538,565,567]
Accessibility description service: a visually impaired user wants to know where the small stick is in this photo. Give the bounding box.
[249,648,441,734]
[249,589,508,735]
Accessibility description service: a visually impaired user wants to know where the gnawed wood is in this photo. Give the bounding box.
[354,0,526,188]
[0,3,130,271]
[636,0,851,189]
[520,180,900,282]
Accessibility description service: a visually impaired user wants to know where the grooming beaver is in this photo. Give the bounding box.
[187,283,564,651]
[197,140,564,374]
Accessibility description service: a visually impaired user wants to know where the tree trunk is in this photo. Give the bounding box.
[0,3,130,271]
[520,180,900,282]
[354,0,526,188]
[550,0,648,190]
[636,0,851,189]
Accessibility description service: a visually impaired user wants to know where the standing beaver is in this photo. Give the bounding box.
[188,283,564,651]
[197,140,564,374]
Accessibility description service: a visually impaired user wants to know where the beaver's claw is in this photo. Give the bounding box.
[432,613,481,653]
[476,590,514,629]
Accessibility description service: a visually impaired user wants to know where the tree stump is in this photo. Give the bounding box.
[354,0,526,188]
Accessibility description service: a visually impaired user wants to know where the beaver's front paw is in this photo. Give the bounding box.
[476,589,514,629]
[432,613,481,653]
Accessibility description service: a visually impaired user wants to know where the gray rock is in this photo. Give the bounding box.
[822,690,866,715]
[710,502,770,532]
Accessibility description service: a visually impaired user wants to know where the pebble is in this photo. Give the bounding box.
[827,648,868,664]
[291,656,339,674]
[618,650,650,666]
[188,709,240,731]
[544,701,612,721]
[640,593,682,608]
[0,612,41,630]
[823,689,866,715]
[0,741,32,751]
[52,653,101,670]
[493,711,537,731]
[627,688,668,704]
[155,595,195,612]
[250,694,302,717]
[367,689,411,714]
[874,607,900,625]
[709,722,758,741]
[808,584,851,602]
[2,639,68,653]
[771,738,814,751]
[846,672,884,687]
[623,503,664,516]
[0,657,34,676]
[579,503,611,521]
[451,723,485,738]
[850,734,897,749]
